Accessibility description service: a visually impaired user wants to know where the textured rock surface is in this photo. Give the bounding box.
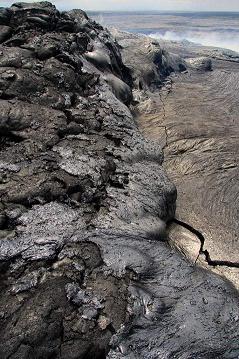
[186,56,212,71]
[135,35,239,288]
[0,3,238,359]
[111,30,187,91]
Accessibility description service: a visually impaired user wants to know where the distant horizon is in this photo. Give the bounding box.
[2,6,239,14]
[87,10,239,13]
[1,0,239,12]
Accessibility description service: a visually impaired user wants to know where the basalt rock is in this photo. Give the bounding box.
[187,56,213,71]
[111,29,187,90]
[0,3,238,359]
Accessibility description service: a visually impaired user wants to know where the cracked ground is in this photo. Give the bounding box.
[138,56,239,288]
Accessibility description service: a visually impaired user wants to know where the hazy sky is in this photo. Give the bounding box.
[1,0,239,11]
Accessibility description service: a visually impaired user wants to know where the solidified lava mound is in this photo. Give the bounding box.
[0,2,238,358]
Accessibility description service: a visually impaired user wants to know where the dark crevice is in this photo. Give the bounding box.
[202,250,239,268]
[82,348,108,359]
[158,81,173,149]
[104,133,121,147]
[109,173,129,189]
[0,132,25,149]
[0,214,18,231]
[0,93,16,100]
[171,218,239,269]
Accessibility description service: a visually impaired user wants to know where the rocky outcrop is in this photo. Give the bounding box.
[137,38,239,289]
[111,29,187,91]
[186,56,212,71]
[0,3,238,359]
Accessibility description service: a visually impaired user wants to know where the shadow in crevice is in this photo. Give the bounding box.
[171,218,239,269]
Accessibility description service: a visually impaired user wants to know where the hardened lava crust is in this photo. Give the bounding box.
[0,3,238,358]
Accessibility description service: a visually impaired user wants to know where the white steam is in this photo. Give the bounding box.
[149,30,239,53]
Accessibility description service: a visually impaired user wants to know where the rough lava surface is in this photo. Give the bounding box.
[0,3,238,359]
[127,32,239,288]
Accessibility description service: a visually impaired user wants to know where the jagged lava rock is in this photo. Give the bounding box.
[0,3,238,359]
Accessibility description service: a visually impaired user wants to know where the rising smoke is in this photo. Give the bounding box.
[149,30,239,53]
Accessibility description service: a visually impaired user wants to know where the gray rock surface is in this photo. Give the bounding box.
[0,3,238,359]
[136,35,239,288]
[111,29,187,90]
[186,56,212,71]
